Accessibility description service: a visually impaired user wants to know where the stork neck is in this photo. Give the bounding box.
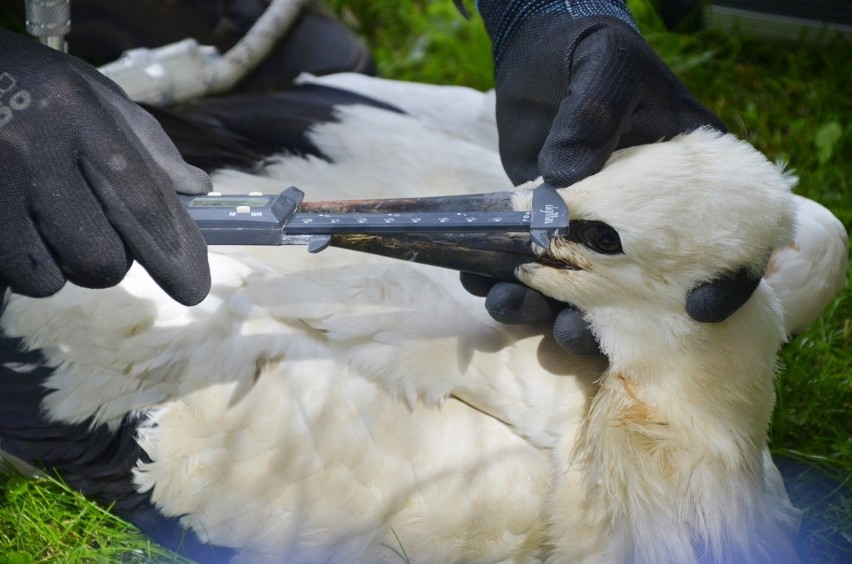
[596,286,785,449]
[569,286,796,562]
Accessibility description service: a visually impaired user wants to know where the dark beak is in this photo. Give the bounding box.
[300,192,542,282]
[329,232,537,281]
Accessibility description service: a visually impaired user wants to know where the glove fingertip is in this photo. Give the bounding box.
[460,272,498,297]
[5,275,66,300]
[553,307,603,356]
[0,246,67,299]
[485,282,554,324]
[132,216,212,307]
[174,163,213,196]
[152,254,211,307]
[169,273,211,306]
[685,267,762,323]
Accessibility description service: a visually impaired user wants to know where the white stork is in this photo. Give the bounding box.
[0,74,847,563]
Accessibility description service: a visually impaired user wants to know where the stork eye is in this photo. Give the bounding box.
[579,222,623,255]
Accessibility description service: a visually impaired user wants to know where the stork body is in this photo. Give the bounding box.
[1,74,846,562]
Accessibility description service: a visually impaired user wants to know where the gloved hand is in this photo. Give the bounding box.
[460,274,602,354]
[0,30,211,306]
[466,2,755,356]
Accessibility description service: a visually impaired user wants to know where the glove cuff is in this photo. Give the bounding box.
[477,0,637,70]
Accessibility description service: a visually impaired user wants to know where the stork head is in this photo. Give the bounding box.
[514,129,796,360]
[321,128,795,362]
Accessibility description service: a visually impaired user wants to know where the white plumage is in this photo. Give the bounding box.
[764,195,848,335]
[1,74,847,563]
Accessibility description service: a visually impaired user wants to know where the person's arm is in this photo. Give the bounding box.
[0,29,211,306]
[464,1,758,355]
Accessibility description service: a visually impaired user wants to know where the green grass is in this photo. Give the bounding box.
[0,467,188,563]
[2,0,850,561]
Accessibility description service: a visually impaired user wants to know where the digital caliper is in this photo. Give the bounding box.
[180,184,569,282]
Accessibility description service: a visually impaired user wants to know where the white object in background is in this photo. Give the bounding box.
[97,0,307,105]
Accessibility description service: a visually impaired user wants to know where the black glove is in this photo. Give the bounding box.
[489,14,726,186]
[0,30,211,306]
[466,4,755,356]
[461,275,602,354]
